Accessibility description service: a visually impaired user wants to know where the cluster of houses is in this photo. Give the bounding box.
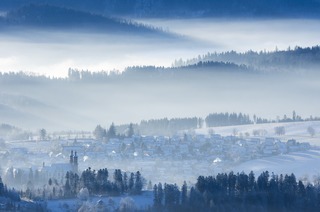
[54,134,311,164]
[0,133,312,187]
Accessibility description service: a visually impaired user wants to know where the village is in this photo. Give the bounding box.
[0,131,312,188]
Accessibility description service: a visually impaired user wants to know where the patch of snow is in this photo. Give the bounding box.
[213,157,222,163]
[229,150,320,179]
[83,156,89,162]
[196,121,320,146]
[46,191,153,212]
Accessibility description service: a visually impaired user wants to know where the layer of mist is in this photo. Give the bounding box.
[2,19,320,77]
[1,66,320,131]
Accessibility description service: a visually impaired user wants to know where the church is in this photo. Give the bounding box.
[39,150,79,181]
[3,150,80,188]
[69,150,78,173]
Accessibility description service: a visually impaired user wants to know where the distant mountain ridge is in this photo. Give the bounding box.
[0,4,168,35]
[173,46,320,72]
[1,0,320,18]
[5,4,117,27]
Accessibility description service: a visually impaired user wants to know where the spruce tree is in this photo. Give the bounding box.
[108,123,117,138]
[134,171,143,194]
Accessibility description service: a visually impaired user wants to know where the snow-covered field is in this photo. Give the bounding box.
[228,150,320,181]
[46,191,153,212]
[194,121,320,181]
[196,121,320,146]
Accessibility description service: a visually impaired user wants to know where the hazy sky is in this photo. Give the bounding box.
[1,19,320,77]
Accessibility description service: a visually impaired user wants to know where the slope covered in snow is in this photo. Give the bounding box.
[229,150,320,181]
[196,120,320,146]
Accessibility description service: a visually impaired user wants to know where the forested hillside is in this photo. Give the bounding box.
[0,4,168,35]
[153,171,320,211]
[173,46,320,72]
[1,0,320,18]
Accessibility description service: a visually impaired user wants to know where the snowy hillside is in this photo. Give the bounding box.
[46,191,153,212]
[193,121,320,181]
[229,150,320,180]
[196,121,320,146]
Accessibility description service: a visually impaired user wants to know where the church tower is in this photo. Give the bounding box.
[70,150,74,164]
[69,150,78,173]
[73,151,78,173]
[74,151,78,166]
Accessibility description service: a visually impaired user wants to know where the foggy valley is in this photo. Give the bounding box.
[1,0,320,211]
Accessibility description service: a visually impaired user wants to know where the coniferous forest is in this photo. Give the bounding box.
[22,168,144,200]
[152,171,320,212]
[2,169,320,211]
[2,0,320,18]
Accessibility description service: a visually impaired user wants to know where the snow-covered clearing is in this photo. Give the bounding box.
[228,150,320,180]
[46,191,153,212]
[193,121,320,180]
[196,121,320,146]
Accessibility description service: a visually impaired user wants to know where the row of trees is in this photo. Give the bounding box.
[93,111,319,138]
[93,122,137,140]
[274,126,316,137]
[2,3,167,35]
[173,46,320,71]
[0,176,21,210]
[139,117,200,136]
[68,61,247,82]
[0,176,20,201]
[2,0,320,18]
[2,45,320,85]
[93,123,118,141]
[22,167,144,200]
[153,171,320,211]
[66,168,144,197]
[205,113,252,127]
[94,118,199,138]
[64,168,144,198]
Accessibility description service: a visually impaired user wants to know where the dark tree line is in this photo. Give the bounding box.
[2,0,320,18]
[205,112,252,127]
[174,46,320,72]
[94,110,320,137]
[0,62,247,85]
[67,61,249,83]
[94,118,199,138]
[93,123,117,141]
[4,46,320,86]
[0,71,54,84]
[0,176,21,210]
[139,117,199,136]
[64,168,144,198]
[125,61,249,74]
[0,176,20,201]
[153,171,320,212]
[2,45,320,84]
[0,4,167,35]
[20,167,144,200]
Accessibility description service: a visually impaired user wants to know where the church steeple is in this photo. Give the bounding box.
[73,151,78,173]
[69,150,78,173]
[70,150,74,164]
[74,151,78,166]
